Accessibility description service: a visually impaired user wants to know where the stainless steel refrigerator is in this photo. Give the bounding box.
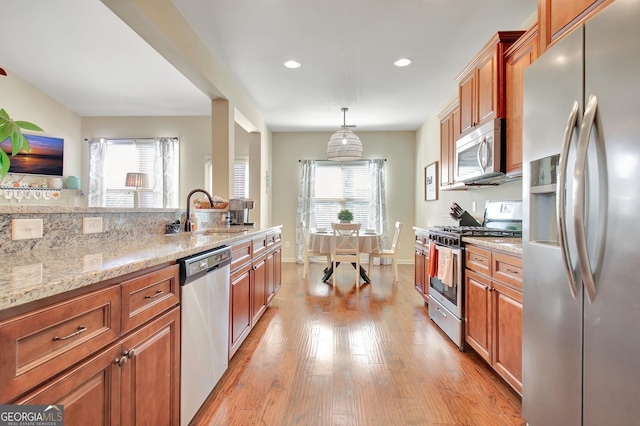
[522,0,640,424]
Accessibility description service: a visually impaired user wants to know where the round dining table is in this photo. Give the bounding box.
[309,229,381,282]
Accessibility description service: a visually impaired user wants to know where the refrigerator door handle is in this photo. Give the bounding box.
[557,100,580,299]
[574,94,606,304]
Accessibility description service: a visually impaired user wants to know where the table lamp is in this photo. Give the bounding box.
[125,172,149,208]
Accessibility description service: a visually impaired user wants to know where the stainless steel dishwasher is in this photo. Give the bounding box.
[178,245,232,426]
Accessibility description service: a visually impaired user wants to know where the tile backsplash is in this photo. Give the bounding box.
[0,207,228,254]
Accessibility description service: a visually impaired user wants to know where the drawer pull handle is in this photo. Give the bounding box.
[53,326,87,341]
[144,290,164,299]
[436,306,447,318]
[504,268,519,275]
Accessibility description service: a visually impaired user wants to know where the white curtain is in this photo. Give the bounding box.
[155,137,178,208]
[296,160,316,263]
[368,159,389,265]
[87,138,107,207]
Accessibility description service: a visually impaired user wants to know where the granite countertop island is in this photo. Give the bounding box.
[461,236,523,255]
[0,226,282,312]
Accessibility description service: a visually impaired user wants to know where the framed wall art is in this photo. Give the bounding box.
[425,161,438,201]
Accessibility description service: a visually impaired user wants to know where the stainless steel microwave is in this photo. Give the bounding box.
[454,119,505,183]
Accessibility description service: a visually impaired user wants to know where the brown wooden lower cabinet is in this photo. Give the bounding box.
[15,344,121,426]
[413,231,429,302]
[229,230,283,360]
[465,244,522,395]
[251,253,268,326]
[15,307,180,425]
[230,262,252,359]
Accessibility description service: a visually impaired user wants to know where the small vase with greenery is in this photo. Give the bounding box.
[338,209,354,223]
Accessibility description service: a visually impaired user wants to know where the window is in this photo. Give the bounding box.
[314,161,370,229]
[203,156,248,198]
[233,157,249,198]
[88,138,179,208]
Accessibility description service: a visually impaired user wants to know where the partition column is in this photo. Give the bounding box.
[212,99,234,198]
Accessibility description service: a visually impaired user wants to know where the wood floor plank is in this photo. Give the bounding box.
[190,262,525,425]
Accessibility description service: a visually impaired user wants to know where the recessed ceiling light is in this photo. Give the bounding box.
[393,58,412,67]
[284,60,301,69]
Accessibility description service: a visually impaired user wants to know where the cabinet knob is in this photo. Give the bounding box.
[125,349,136,359]
[114,356,128,367]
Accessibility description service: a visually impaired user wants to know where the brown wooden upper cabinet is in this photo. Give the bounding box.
[505,24,539,177]
[438,98,459,188]
[538,0,613,53]
[456,31,525,139]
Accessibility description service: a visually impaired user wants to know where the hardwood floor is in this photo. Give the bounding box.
[191,262,525,425]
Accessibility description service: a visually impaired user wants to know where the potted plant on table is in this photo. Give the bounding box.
[338,209,354,223]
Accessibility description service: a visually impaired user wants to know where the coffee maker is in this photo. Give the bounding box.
[228,198,255,226]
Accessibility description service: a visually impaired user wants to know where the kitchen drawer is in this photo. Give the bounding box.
[266,231,281,249]
[121,264,180,333]
[465,245,491,276]
[0,286,121,403]
[231,240,252,272]
[492,252,523,291]
[252,234,268,257]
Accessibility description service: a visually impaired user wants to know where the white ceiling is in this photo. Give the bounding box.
[1,0,536,132]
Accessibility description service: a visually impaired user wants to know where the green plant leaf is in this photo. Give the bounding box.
[0,123,11,143]
[0,109,9,120]
[11,129,29,155]
[0,148,10,177]
[15,121,43,132]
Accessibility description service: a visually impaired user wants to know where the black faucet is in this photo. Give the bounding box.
[185,189,215,232]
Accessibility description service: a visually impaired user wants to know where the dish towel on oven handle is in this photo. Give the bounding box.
[437,246,455,288]
[427,242,438,278]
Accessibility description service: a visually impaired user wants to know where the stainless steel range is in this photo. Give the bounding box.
[427,200,522,350]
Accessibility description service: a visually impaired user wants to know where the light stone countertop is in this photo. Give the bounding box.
[462,236,523,255]
[0,226,282,312]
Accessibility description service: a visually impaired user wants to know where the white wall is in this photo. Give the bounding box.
[272,131,416,263]
[0,71,82,184]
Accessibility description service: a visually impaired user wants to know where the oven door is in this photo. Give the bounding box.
[428,246,463,318]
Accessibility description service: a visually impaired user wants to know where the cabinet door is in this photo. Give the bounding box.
[492,281,523,395]
[120,307,180,426]
[266,250,275,304]
[464,270,492,363]
[476,52,496,125]
[14,344,121,426]
[539,0,612,52]
[230,265,251,359]
[506,25,539,176]
[458,71,476,135]
[440,115,452,187]
[251,255,267,326]
[414,247,425,296]
[273,248,282,295]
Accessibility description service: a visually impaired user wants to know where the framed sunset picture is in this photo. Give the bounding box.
[1,134,64,176]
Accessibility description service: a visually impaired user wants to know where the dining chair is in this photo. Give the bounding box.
[369,221,403,282]
[300,221,331,278]
[331,222,361,287]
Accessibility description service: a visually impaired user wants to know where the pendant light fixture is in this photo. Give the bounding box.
[327,107,363,161]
